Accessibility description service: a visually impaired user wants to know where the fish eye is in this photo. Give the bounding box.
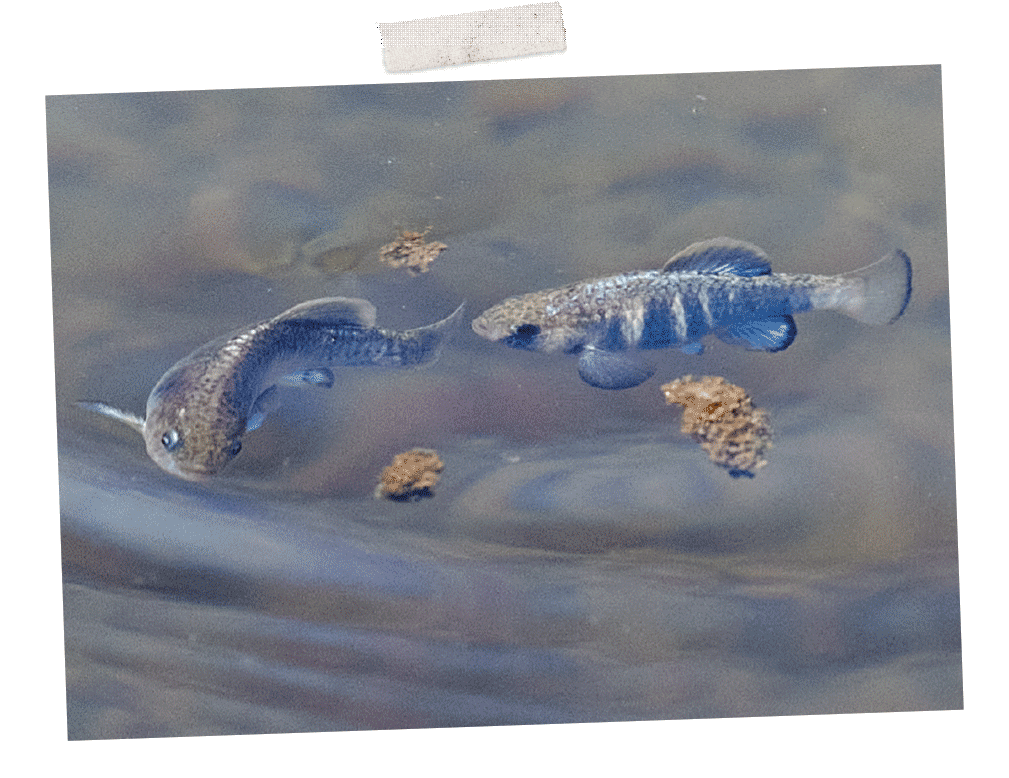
[228,440,242,457]
[161,429,182,451]
[506,323,541,348]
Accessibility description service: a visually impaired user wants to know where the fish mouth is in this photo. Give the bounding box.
[144,437,227,481]
[148,451,218,482]
[169,463,217,482]
[471,310,522,344]
[470,315,496,340]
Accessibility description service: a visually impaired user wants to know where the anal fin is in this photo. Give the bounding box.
[716,315,796,352]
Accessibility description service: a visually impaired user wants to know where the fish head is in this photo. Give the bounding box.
[472,292,581,353]
[142,360,248,480]
[78,392,245,481]
[142,397,246,480]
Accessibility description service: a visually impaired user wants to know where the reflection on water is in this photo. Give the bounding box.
[50,67,959,739]
[61,446,960,736]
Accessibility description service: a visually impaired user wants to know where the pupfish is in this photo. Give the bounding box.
[471,237,912,390]
[81,297,464,480]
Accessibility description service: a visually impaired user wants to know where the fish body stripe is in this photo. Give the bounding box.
[543,272,823,351]
[470,237,913,391]
[639,298,673,349]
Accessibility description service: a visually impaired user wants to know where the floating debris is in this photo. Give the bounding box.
[661,375,773,478]
[379,227,447,275]
[375,448,445,500]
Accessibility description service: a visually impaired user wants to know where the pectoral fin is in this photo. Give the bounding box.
[577,347,655,390]
[246,386,281,432]
[247,368,335,432]
[716,315,796,352]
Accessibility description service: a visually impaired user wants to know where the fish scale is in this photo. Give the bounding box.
[80,298,464,480]
[471,237,912,390]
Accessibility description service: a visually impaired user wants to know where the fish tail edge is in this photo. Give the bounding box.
[840,249,913,325]
[404,302,466,366]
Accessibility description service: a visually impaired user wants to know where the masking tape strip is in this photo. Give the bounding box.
[379,3,566,73]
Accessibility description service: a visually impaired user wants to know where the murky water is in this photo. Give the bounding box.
[50,67,959,739]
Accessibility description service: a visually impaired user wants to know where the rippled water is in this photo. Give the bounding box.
[50,67,959,739]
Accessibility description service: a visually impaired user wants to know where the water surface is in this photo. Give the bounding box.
[50,67,958,738]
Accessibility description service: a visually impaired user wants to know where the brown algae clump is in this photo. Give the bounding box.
[379,228,447,275]
[661,376,773,478]
[375,448,445,500]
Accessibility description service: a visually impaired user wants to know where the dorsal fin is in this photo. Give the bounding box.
[272,296,377,328]
[662,237,772,276]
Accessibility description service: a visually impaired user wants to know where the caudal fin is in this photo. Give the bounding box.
[405,302,466,366]
[840,249,912,325]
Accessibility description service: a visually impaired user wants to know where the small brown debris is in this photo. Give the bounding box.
[661,376,773,478]
[375,448,445,500]
[378,227,447,275]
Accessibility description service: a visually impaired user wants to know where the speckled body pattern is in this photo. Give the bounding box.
[87,298,463,480]
[473,268,851,353]
[471,238,911,389]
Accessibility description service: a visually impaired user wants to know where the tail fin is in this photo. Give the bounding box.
[404,302,466,366]
[839,249,912,325]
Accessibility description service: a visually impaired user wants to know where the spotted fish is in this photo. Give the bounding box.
[471,237,912,390]
[81,297,464,480]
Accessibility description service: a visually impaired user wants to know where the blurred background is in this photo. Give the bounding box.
[50,66,958,738]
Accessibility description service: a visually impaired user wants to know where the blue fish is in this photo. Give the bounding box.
[471,237,912,389]
[81,297,464,480]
